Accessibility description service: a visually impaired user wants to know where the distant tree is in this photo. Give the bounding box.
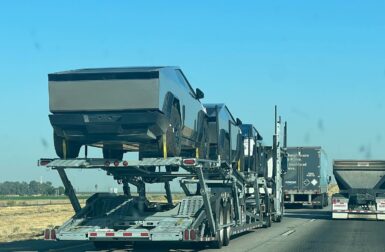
[0,180,65,196]
[57,186,65,195]
[29,181,40,195]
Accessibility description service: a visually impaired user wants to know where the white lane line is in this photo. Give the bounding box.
[281,229,296,236]
[309,219,316,222]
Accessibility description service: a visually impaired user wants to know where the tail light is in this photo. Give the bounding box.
[44,229,50,240]
[123,161,128,167]
[39,159,53,166]
[106,232,115,237]
[114,161,120,167]
[105,161,111,167]
[184,229,189,240]
[190,229,196,240]
[89,232,97,237]
[140,232,149,237]
[123,232,132,237]
[50,229,56,240]
[183,159,196,166]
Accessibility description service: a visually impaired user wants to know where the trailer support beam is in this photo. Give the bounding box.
[196,166,216,234]
[123,180,131,197]
[164,181,173,205]
[57,168,81,214]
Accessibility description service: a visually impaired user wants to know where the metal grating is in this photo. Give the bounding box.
[45,157,183,169]
[177,196,203,217]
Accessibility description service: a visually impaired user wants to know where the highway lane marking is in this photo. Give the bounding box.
[281,229,296,236]
[309,219,316,222]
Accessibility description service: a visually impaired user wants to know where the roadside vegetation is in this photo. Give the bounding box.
[0,181,65,196]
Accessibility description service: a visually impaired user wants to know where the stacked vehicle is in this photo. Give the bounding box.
[332,160,385,220]
[284,147,330,208]
[40,67,287,249]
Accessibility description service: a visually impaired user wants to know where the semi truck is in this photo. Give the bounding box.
[39,108,287,249]
[332,160,385,220]
[284,147,330,208]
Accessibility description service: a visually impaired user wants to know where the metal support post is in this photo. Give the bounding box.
[254,178,261,220]
[196,166,216,234]
[164,181,173,205]
[179,180,192,196]
[123,180,131,197]
[232,181,242,224]
[57,168,81,213]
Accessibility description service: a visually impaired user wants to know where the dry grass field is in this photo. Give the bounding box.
[0,203,75,242]
[0,194,184,242]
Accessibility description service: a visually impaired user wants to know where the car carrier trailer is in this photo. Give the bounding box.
[39,109,287,249]
[284,147,330,208]
[332,160,385,220]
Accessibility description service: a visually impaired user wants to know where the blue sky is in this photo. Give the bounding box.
[0,1,384,191]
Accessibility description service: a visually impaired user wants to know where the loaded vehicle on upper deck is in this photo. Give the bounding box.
[204,104,243,167]
[48,66,208,160]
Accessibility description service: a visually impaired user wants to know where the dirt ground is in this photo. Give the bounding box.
[0,203,75,242]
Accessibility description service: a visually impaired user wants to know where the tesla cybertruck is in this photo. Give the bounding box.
[48,67,208,160]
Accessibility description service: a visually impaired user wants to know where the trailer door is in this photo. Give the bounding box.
[300,147,321,192]
[285,148,302,191]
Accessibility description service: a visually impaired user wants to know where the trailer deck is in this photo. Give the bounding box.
[39,156,272,247]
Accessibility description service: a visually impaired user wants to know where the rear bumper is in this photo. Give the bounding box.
[50,110,168,144]
[332,210,385,220]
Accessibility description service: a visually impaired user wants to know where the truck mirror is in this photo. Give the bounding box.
[195,88,204,100]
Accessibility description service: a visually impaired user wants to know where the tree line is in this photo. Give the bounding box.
[0,181,65,196]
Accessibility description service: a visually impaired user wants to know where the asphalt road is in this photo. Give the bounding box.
[2,206,385,252]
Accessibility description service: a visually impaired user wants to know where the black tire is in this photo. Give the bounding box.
[102,147,124,160]
[273,194,284,223]
[53,133,81,159]
[223,203,231,246]
[324,194,329,207]
[211,204,224,249]
[164,106,182,157]
[274,214,282,223]
[263,212,272,227]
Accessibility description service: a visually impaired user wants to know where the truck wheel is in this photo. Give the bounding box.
[165,106,182,157]
[273,195,284,222]
[211,205,224,249]
[223,204,231,246]
[103,147,124,160]
[324,194,329,207]
[320,196,325,209]
[53,133,81,159]
[263,213,272,227]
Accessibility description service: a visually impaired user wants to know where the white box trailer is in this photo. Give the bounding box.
[332,160,385,220]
